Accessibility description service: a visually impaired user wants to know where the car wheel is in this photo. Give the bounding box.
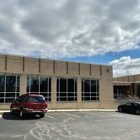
[118,107,122,112]
[40,114,45,118]
[19,109,24,118]
[10,106,13,114]
[136,109,140,115]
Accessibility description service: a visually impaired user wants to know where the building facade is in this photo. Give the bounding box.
[0,54,114,110]
[113,74,140,99]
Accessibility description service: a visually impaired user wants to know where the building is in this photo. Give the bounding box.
[113,74,140,99]
[113,74,140,108]
[0,54,114,110]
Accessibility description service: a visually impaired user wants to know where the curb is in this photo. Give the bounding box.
[0,109,117,113]
[0,109,117,118]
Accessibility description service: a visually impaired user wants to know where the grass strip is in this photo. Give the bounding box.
[0,112,3,115]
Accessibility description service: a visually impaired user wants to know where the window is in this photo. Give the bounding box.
[0,75,20,103]
[82,79,99,101]
[57,78,77,101]
[26,77,51,102]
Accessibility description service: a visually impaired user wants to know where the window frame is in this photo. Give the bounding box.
[57,78,77,102]
[82,79,99,101]
[0,75,20,104]
[26,76,51,102]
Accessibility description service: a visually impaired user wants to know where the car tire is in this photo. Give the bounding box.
[118,107,122,112]
[40,114,45,118]
[10,106,13,114]
[19,109,24,118]
[136,109,140,115]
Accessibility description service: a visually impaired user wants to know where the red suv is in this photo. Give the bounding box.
[10,94,47,118]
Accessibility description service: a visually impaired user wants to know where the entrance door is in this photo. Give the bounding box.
[117,89,123,98]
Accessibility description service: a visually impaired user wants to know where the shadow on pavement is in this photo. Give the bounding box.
[2,112,41,120]
[117,111,139,116]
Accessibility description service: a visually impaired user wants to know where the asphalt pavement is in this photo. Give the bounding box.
[0,111,140,140]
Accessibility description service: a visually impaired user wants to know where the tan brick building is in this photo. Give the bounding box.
[0,54,114,110]
[113,74,140,98]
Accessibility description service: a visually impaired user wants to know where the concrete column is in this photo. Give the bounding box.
[20,75,26,95]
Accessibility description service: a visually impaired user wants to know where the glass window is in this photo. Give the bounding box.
[6,76,16,92]
[57,78,77,102]
[27,96,46,103]
[68,79,74,92]
[84,80,90,92]
[17,76,20,92]
[91,80,97,92]
[40,77,48,92]
[30,77,39,92]
[60,78,66,92]
[26,76,51,102]
[82,79,99,101]
[0,75,5,92]
[0,75,20,103]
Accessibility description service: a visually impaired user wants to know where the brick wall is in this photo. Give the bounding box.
[0,54,114,109]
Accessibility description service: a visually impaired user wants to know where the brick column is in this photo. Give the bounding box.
[51,76,56,104]
[77,77,81,108]
[20,75,26,95]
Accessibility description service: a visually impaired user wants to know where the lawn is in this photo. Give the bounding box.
[0,112,3,115]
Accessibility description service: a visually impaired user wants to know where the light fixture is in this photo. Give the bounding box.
[106,68,109,72]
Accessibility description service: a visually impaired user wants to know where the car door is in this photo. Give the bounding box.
[13,95,24,111]
[123,103,132,112]
[12,98,21,111]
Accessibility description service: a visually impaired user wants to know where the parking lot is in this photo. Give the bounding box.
[0,111,140,140]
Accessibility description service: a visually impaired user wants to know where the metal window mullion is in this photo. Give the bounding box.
[4,75,6,103]
[74,79,75,101]
[97,80,98,100]
[90,79,91,101]
[83,79,84,101]
[96,80,97,96]
[59,78,60,101]
[49,77,52,100]
[96,80,97,100]
[47,78,49,100]
[47,78,48,99]
[66,79,68,101]
[29,76,31,94]
[39,77,40,95]
[15,76,17,100]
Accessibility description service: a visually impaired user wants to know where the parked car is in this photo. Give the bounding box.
[10,94,47,118]
[118,102,140,115]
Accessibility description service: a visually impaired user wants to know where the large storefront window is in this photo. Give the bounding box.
[82,79,99,101]
[0,75,20,103]
[57,78,77,101]
[26,77,51,102]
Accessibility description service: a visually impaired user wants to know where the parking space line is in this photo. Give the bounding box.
[81,112,123,118]
[81,112,99,116]
[45,114,54,118]
[80,112,109,117]
[63,112,80,118]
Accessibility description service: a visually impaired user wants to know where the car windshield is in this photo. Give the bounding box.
[27,96,46,103]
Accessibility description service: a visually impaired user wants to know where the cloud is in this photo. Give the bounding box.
[109,56,140,77]
[0,0,140,59]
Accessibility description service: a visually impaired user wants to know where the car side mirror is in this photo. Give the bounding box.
[14,98,21,103]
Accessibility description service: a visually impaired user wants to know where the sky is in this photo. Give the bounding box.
[0,0,140,77]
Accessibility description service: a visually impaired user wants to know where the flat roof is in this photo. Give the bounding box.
[0,53,111,67]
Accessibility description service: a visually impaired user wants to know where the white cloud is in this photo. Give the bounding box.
[0,0,140,59]
[109,56,140,77]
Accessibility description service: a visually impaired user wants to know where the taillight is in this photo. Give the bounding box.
[25,103,28,109]
[44,104,47,109]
